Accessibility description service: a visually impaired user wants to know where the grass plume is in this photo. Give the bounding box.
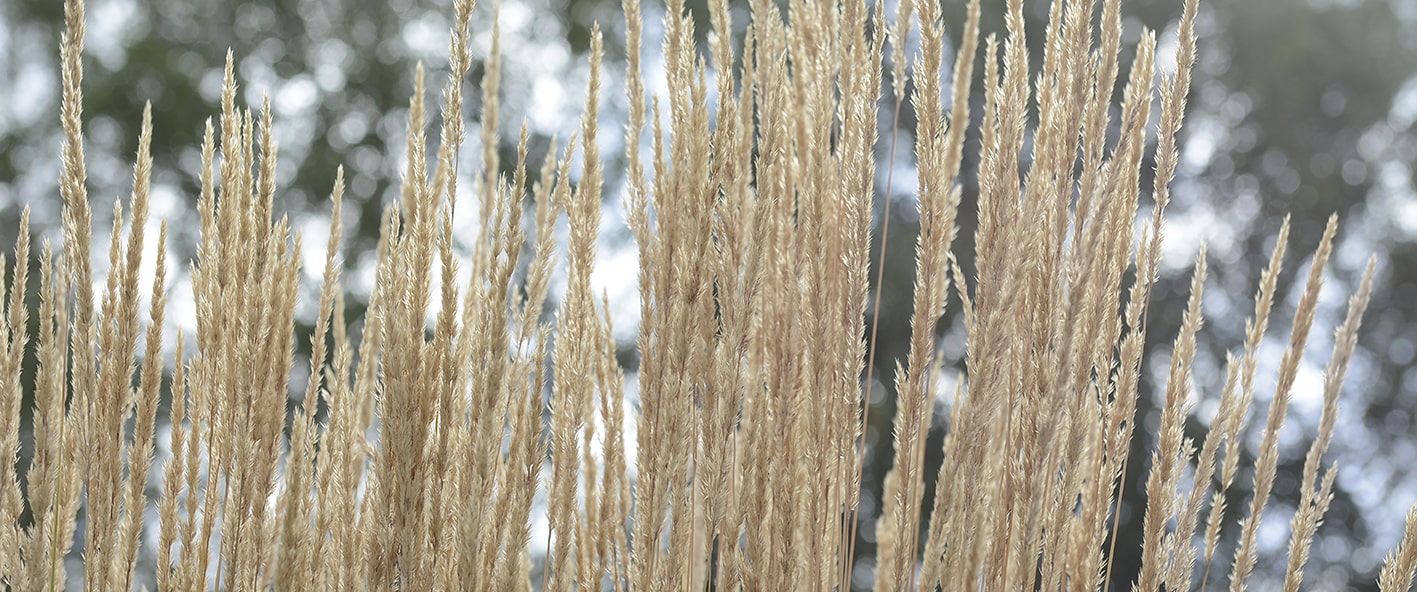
[0,0,1407,590]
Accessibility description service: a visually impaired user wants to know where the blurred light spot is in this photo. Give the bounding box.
[276,75,318,116]
[1342,159,1367,186]
[1386,410,1410,438]
[1310,152,1336,178]
[1392,76,1417,131]
[315,62,347,94]
[1322,535,1350,565]
[401,13,450,62]
[9,61,55,126]
[1390,337,1415,366]
[1321,86,1348,118]
[90,0,142,71]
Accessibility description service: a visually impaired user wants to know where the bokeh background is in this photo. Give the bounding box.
[1,0,1416,589]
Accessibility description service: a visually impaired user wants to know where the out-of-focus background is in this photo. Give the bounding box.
[1,0,1415,589]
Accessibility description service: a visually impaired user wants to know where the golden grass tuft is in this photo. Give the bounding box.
[0,0,1410,590]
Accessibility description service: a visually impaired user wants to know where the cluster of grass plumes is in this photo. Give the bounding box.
[3,0,1417,589]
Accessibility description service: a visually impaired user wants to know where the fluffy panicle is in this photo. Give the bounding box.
[0,0,1399,590]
